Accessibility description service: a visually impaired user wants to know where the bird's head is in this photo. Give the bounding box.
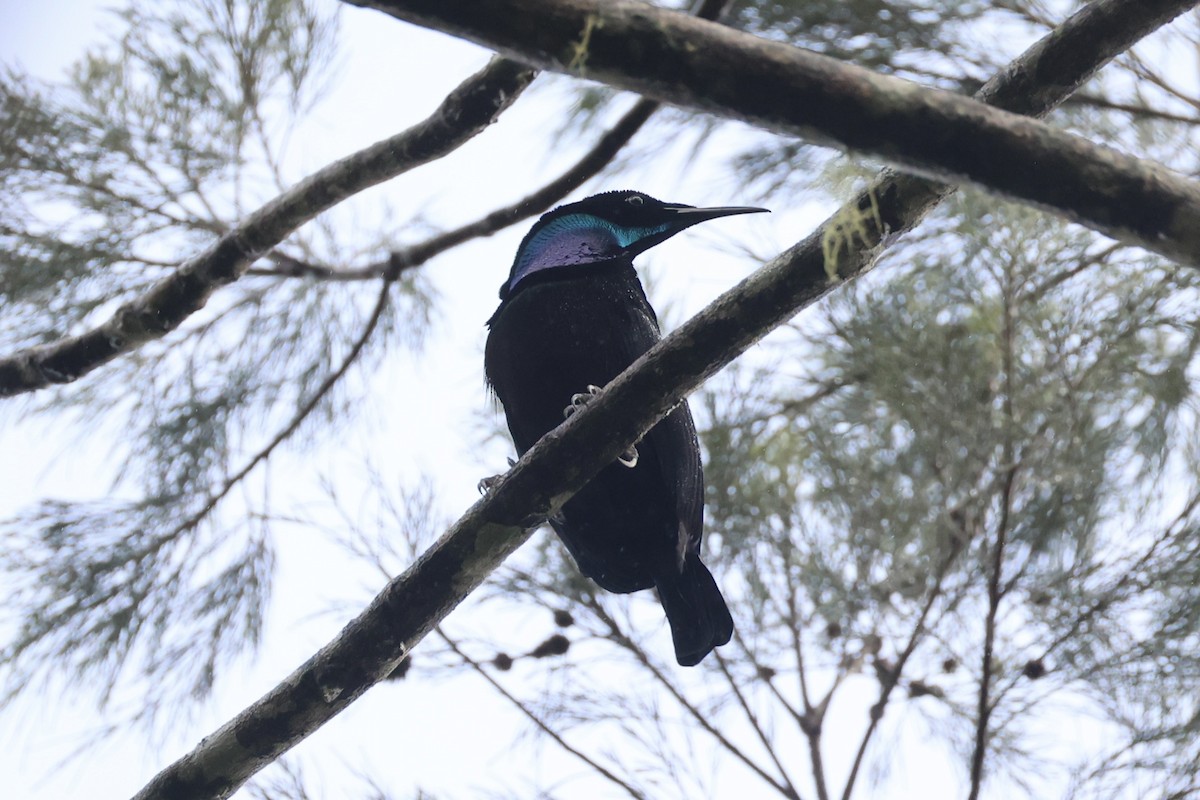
[499,190,768,299]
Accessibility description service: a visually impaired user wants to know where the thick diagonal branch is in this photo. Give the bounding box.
[345,0,1200,267]
[0,58,535,398]
[249,0,732,282]
[247,97,658,280]
[131,3,1192,798]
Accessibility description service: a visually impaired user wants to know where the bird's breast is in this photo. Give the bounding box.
[484,269,659,453]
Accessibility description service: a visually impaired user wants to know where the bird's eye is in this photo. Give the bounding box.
[626,195,644,206]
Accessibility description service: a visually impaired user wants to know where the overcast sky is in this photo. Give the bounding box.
[0,2,799,798]
[2,1,1142,796]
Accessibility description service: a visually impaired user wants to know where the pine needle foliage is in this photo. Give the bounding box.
[0,0,433,722]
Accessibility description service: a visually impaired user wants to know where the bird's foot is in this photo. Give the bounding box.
[616,446,638,468]
[563,384,604,418]
[478,457,518,494]
[562,384,638,468]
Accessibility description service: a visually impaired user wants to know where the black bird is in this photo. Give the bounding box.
[484,190,767,666]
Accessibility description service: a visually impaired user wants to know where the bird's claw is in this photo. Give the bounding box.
[478,457,519,494]
[563,384,604,418]
[562,383,639,469]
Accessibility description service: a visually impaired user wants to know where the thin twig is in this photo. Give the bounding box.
[163,276,395,545]
[713,651,803,799]
[841,526,970,800]
[1071,92,1200,125]
[437,628,647,799]
[0,58,535,397]
[728,626,804,726]
[781,571,832,800]
[967,256,1022,800]
[587,600,800,799]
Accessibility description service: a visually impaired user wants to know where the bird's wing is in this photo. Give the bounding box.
[617,288,705,562]
[655,400,705,563]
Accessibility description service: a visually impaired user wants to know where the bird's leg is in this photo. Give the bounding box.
[562,384,639,468]
[478,457,518,494]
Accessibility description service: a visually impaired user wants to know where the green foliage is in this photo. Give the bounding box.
[700,195,1200,795]
[1,498,271,717]
[732,0,993,72]
[463,197,1200,799]
[0,0,433,719]
[4,0,1200,798]
[1,0,338,346]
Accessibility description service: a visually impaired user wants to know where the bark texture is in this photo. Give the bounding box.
[0,59,535,398]
[346,0,1200,266]
[134,1,1197,797]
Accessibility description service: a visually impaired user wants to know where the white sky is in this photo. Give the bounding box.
[0,2,805,798]
[0,1,1151,798]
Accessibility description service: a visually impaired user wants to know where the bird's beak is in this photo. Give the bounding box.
[620,202,770,258]
[665,204,770,224]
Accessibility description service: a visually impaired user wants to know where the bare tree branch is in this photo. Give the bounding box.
[344,0,1200,267]
[131,3,1187,798]
[713,652,803,799]
[247,0,734,282]
[841,525,968,800]
[1070,92,1200,126]
[247,97,655,281]
[967,252,1024,800]
[585,601,798,798]
[437,628,647,799]
[0,58,535,398]
[779,572,833,800]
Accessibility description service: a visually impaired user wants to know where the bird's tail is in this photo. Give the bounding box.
[654,552,734,667]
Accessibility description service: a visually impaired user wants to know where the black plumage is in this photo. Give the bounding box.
[484,190,766,666]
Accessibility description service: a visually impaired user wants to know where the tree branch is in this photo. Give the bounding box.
[247,0,733,282]
[436,628,647,799]
[344,0,1200,267]
[779,572,832,800]
[0,58,535,398]
[131,3,1187,798]
[713,652,802,799]
[967,261,1023,800]
[164,277,395,545]
[585,601,798,798]
[249,96,658,281]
